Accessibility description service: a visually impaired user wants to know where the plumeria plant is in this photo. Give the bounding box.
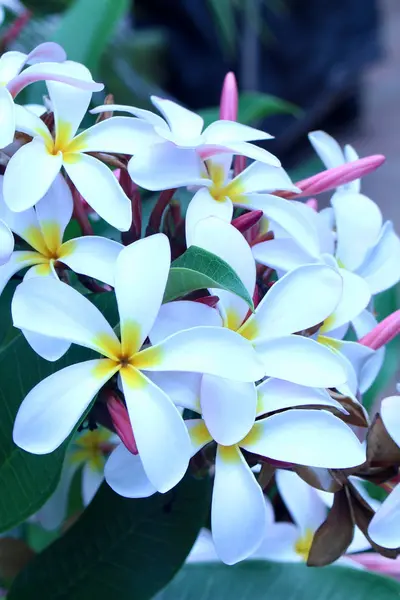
[0,34,399,600]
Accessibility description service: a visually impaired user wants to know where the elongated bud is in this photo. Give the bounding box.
[107,395,138,455]
[220,72,238,121]
[195,295,220,308]
[306,198,318,211]
[232,209,263,233]
[279,155,385,199]
[359,310,400,350]
[234,155,246,177]
[146,188,176,236]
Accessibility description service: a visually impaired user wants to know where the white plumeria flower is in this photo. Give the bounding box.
[184,153,310,247]
[308,130,360,192]
[36,428,117,531]
[0,218,13,265]
[11,234,264,494]
[108,392,365,565]
[0,43,102,149]
[0,174,123,361]
[148,218,351,446]
[2,61,156,231]
[90,97,281,191]
[368,395,400,549]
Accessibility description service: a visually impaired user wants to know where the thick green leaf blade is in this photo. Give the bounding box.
[158,562,400,600]
[51,0,129,74]
[10,475,211,600]
[0,291,117,532]
[363,284,400,413]
[164,246,254,308]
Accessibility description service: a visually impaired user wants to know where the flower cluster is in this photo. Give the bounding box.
[1,46,400,567]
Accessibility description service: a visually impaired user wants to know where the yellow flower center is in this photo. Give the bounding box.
[70,429,114,472]
[207,160,245,203]
[294,528,314,560]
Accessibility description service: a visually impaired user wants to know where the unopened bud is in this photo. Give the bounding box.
[195,295,220,308]
[359,310,400,350]
[220,72,238,121]
[107,395,138,455]
[232,209,263,233]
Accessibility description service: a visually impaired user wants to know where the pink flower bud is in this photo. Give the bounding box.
[279,155,385,199]
[231,209,263,233]
[234,155,246,177]
[306,198,318,211]
[220,72,238,121]
[195,295,220,308]
[348,553,400,577]
[107,395,138,455]
[359,310,400,350]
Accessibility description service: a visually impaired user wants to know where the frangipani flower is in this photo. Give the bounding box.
[184,154,309,247]
[3,61,155,231]
[149,218,348,445]
[308,130,360,193]
[0,174,122,293]
[90,97,280,191]
[36,428,117,531]
[0,43,103,149]
[368,395,400,549]
[11,234,264,493]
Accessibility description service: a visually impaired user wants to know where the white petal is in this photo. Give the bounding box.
[25,42,66,64]
[149,300,222,346]
[82,462,104,505]
[139,326,264,382]
[352,310,385,393]
[73,117,158,155]
[64,153,131,231]
[201,375,257,445]
[14,103,50,138]
[13,359,116,454]
[356,221,400,294]
[242,409,366,468]
[35,174,73,252]
[0,219,13,265]
[185,188,233,246]
[105,443,157,498]
[223,141,281,166]
[320,269,371,333]
[191,217,256,328]
[121,368,191,493]
[204,120,272,144]
[256,377,348,416]
[254,335,347,387]
[36,462,78,531]
[22,329,71,362]
[0,87,15,149]
[347,527,371,554]
[253,523,301,562]
[276,469,327,531]
[240,264,342,340]
[0,251,41,295]
[368,484,400,549]
[308,131,345,170]
[253,238,316,272]
[332,192,382,271]
[90,102,167,129]
[145,371,202,411]
[12,277,120,357]
[3,138,62,212]
[115,234,170,351]
[61,236,123,286]
[0,50,27,82]
[212,444,267,564]
[151,95,204,139]
[46,61,93,140]
[232,161,299,194]
[290,200,335,256]
[187,529,219,563]
[327,338,375,390]
[128,143,207,191]
[381,396,400,448]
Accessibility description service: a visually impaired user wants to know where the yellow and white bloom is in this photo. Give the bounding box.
[11,234,264,494]
[3,61,157,230]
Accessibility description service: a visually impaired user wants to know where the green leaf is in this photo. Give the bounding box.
[51,0,129,74]
[9,475,211,600]
[158,562,400,599]
[0,291,117,532]
[199,92,300,128]
[164,246,254,308]
[363,284,400,413]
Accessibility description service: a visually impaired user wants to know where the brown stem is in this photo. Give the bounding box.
[120,169,142,245]
[146,188,176,236]
[68,179,93,236]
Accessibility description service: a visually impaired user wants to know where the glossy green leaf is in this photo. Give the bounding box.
[158,562,400,599]
[10,475,211,600]
[363,284,400,413]
[51,0,129,74]
[0,291,117,533]
[164,246,254,308]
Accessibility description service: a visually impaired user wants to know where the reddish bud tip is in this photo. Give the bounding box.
[107,395,138,455]
[195,295,220,308]
[231,209,264,233]
[220,71,238,121]
[359,310,400,350]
